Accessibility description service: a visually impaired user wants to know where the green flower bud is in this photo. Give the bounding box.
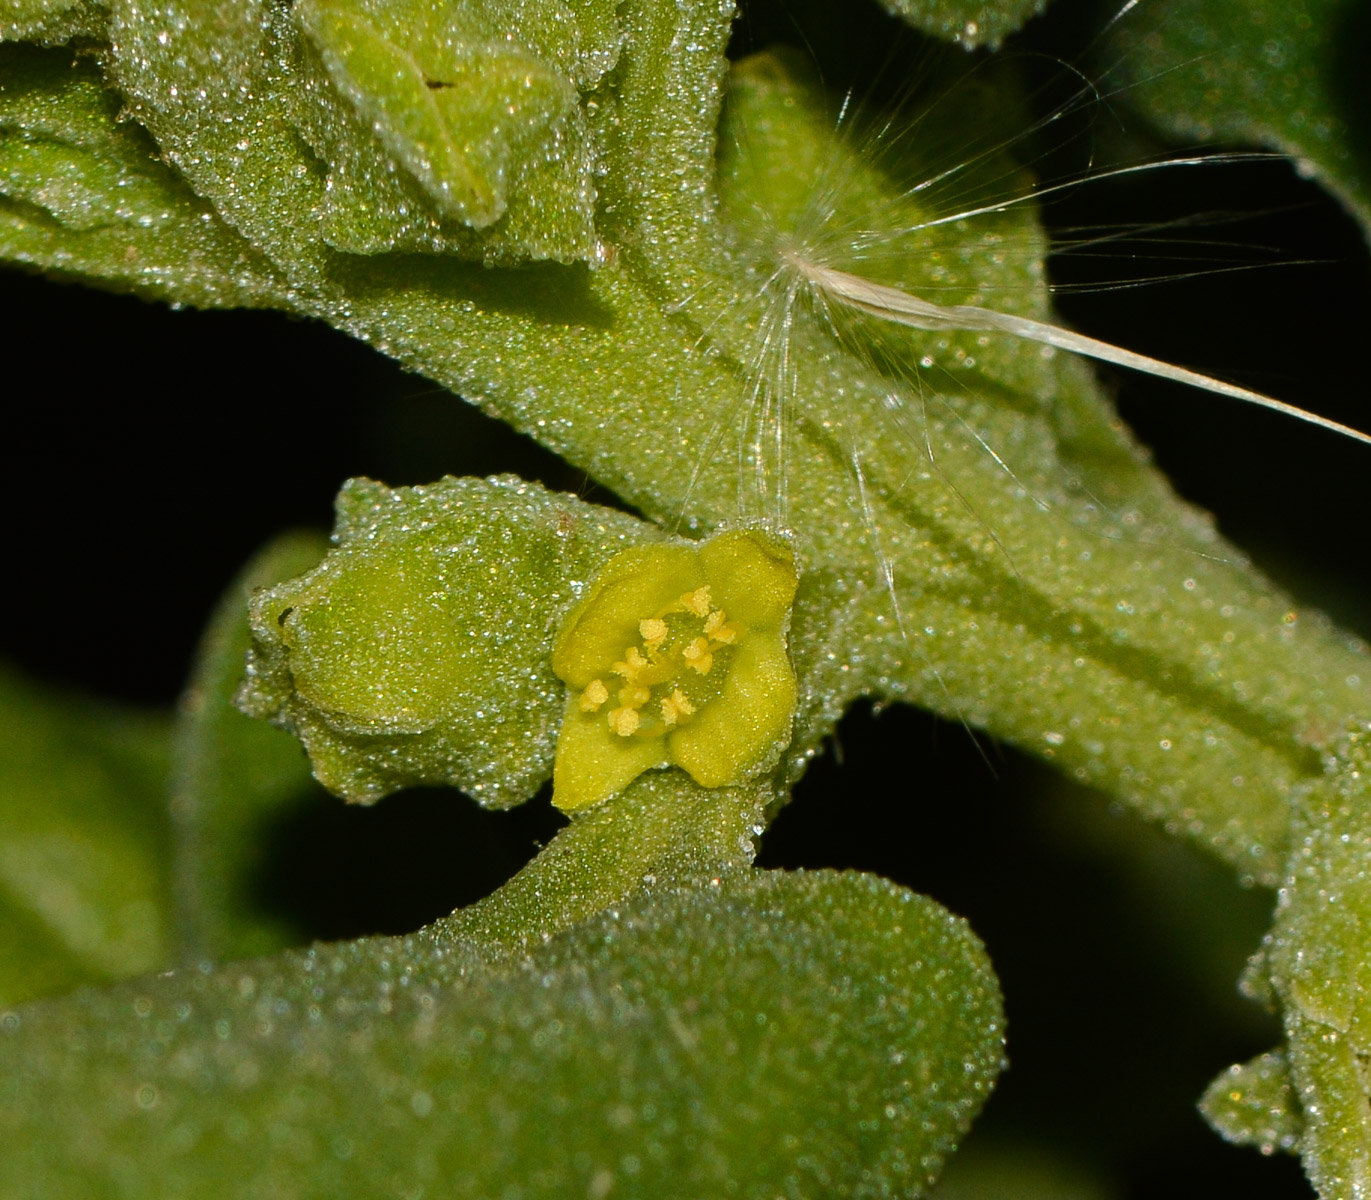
[237,475,654,807]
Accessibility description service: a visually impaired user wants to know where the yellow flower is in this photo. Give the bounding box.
[550,529,799,812]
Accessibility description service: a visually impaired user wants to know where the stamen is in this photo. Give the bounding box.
[681,586,712,617]
[682,637,714,674]
[660,688,699,726]
[619,684,651,708]
[612,645,649,680]
[579,679,609,712]
[608,706,640,737]
[704,608,739,644]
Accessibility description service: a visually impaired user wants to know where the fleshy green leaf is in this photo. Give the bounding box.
[0,665,172,1006]
[0,43,295,307]
[238,475,657,807]
[291,0,611,260]
[443,769,771,952]
[168,532,330,965]
[102,0,327,276]
[6,0,1371,1192]
[876,0,1046,49]
[312,46,1367,883]
[85,0,1371,879]
[0,0,104,46]
[1262,724,1371,1196]
[101,0,730,280]
[1200,1048,1302,1157]
[0,868,1005,1200]
[1110,0,1371,237]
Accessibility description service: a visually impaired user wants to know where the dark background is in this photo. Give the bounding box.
[3,1,1367,1196]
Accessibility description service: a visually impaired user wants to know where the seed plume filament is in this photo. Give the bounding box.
[781,248,1371,448]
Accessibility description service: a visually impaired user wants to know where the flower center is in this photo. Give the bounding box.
[576,585,741,738]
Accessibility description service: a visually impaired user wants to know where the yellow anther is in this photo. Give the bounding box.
[579,679,609,712]
[681,586,712,617]
[703,609,739,644]
[639,617,668,647]
[608,706,640,737]
[660,688,697,726]
[682,637,714,675]
[611,645,648,680]
[619,684,651,709]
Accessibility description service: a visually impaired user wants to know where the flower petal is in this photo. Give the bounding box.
[669,633,796,788]
[552,698,672,812]
[551,544,702,688]
[697,529,798,629]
